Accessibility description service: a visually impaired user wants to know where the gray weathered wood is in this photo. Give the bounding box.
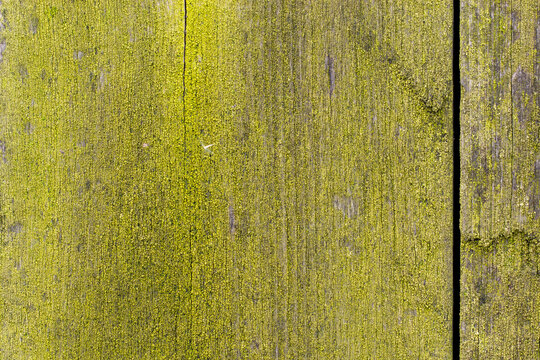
[461,0,540,358]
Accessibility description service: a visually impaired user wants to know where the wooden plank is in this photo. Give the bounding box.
[460,0,540,357]
[184,1,454,358]
[0,1,190,358]
[0,0,453,358]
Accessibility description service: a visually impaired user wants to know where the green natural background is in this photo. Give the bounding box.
[0,0,537,359]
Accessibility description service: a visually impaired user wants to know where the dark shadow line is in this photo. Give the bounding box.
[173,0,189,357]
[184,0,191,356]
[452,0,461,359]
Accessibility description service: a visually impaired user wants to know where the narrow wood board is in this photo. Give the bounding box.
[460,0,540,358]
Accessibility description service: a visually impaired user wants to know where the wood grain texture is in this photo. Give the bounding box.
[1,0,452,358]
[0,1,190,358]
[208,2,453,358]
[460,0,540,358]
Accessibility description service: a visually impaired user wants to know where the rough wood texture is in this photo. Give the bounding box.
[1,0,452,358]
[213,2,453,358]
[461,0,540,358]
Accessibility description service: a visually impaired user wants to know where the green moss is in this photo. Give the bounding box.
[1,0,453,359]
[460,0,540,358]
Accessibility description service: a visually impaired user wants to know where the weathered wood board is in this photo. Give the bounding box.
[205,2,454,358]
[1,0,452,358]
[460,0,540,358]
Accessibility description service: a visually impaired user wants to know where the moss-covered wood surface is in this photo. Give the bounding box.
[460,0,540,358]
[15,0,540,359]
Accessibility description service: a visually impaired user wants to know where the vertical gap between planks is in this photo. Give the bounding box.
[453,0,461,358]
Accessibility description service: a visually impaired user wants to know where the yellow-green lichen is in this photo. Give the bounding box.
[1,1,454,359]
